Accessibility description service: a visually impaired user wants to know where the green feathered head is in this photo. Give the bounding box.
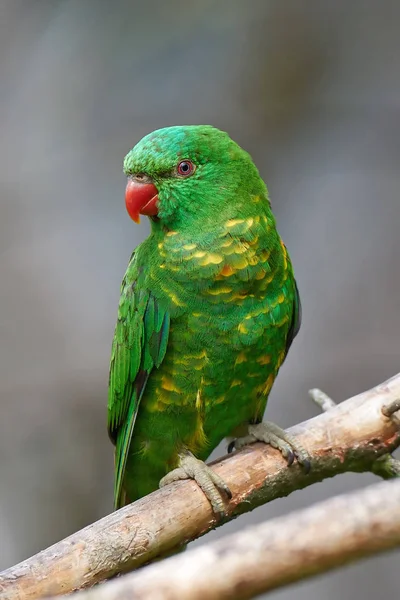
[123,125,268,229]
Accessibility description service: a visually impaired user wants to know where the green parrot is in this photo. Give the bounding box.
[108,125,309,514]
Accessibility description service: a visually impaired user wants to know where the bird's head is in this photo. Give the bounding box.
[123,125,266,230]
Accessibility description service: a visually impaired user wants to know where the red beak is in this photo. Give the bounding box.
[125,180,159,223]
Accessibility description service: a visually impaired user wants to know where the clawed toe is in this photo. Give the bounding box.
[160,451,231,516]
[229,421,311,473]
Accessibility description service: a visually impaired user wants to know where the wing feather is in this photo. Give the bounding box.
[107,251,170,509]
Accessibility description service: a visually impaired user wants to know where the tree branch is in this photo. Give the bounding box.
[57,477,400,600]
[1,373,399,600]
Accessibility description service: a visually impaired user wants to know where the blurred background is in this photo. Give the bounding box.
[1,0,399,598]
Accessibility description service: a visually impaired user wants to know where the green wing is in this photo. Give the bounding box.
[285,279,301,355]
[108,252,170,509]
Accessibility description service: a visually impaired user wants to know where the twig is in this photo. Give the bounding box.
[308,388,336,412]
[382,398,400,418]
[63,478,400,600]
[371,454,400,479]
[1,373,400,600]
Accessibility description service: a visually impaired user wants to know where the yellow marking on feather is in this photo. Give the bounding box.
[192,311,202,317]
[262,273,275,285]
[229,290,244,301]
[186,422,208,454]
[221,238,234,248]
[255,373,276,415]
[214,395,226,405]
[161,377,181,393]
[158,242,163,249]
[238,322,249,334]
[181,349,207,360]
[253,195,261,203]
[275,314,290,328]
[233,243,249,254]
[195,388,202,411]
[231,379,242,388]
[235,351,247,364]
[226,217,254,232]
[175,357,190,366]
[257,355,271,365]
[278,350,286,366]
[221,245,237,256]
[231,255,249,269]
[188,382,208,452]
[270,294,285,309]
[147,389,169,412]
[226,218,245,228]
[260,250,271,262]
[198,253,224,266]
[220,264,235,277]
[207,286,233,295]
[169,292,186,307]
[166,230,178,237]
[260,374,275,396]
[255,269,266,280]
[183,243,197,250]
[194,250,206,258]
[280,240,288,268]
[249,235,259,246]
[160,284,186,307]
[248,255,259,266]
[194,361,207,371]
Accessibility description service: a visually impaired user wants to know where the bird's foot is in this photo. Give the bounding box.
[159,450,232,516]
[228,421,311,474]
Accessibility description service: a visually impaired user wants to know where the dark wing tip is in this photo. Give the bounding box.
[285,279,302,355]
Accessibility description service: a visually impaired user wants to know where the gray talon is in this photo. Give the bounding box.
[231,421,311,472]
[230,434,257,451]
[159,450,231,515]
[286,450,295,466]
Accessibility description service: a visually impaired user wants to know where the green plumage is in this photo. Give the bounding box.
[108,126,300,509]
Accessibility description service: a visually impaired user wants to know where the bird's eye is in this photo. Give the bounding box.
[177,160,195,177]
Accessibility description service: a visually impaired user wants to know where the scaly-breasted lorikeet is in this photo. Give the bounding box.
[108,125,309,514]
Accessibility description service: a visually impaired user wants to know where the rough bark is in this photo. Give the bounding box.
[0,373,399,600]
[66,478,400,600]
